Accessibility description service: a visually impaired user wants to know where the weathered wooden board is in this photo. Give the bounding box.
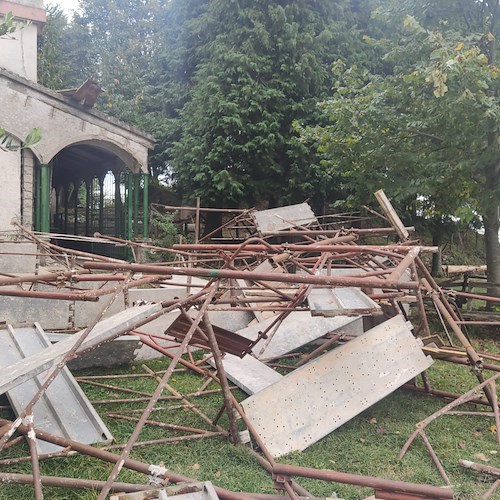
[241,315,433,457]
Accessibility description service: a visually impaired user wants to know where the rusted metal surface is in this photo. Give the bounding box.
[400,373,500,479]
[272,463,453,499]
[165,313,254,357]
[0,472,153,493]
[1,195,498,499]
[84,260,421,290]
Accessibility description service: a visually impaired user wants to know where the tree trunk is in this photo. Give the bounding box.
[431,227,443,277]
[483,3,499,300]
[484,203,500,300]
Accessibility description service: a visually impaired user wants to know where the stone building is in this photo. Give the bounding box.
[0,0,154,250]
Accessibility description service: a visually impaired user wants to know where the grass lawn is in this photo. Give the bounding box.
[0,331,498,499]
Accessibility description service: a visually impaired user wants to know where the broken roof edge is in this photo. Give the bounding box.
[0,68,155,147]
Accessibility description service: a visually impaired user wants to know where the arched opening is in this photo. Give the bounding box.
[33,142,149,258]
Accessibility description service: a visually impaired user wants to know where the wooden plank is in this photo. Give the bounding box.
[374,190,410,240]
[241,315,433,457]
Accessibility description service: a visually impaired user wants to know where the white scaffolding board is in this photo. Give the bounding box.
[241,315,433,457]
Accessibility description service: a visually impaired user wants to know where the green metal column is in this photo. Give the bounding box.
[113,171,123,237]
[34,165,41,231]
[98,176,105,233]
[126,172,133,240]
[73,181,79,235]
[142,173,149,239]
[133,173,140,236]
[85,179,92,236]
[39,163,50,233]
[64,183,69,233]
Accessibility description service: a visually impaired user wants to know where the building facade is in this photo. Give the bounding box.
[0,0,154,247]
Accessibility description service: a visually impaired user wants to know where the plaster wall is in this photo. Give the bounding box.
[0,71,153,171]
[0,21,38,82]
[0,147,21,231]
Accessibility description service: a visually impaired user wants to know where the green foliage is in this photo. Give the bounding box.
[0,12,15,37]
[38,5,75,89]
[298,2,499,225]
[70,0,167,122]
[47,0,384,210]
[168,0,378,209]
[0,128,42,151]
[150,211,181,249]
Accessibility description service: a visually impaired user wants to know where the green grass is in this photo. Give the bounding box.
[0,346,499,499]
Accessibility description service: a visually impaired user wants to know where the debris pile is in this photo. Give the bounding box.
[0,191,498,499]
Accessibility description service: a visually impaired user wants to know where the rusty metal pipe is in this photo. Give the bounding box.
[173,243,437,253]
[272,463,453,499]
[14,222,127,264]
[202,313,239,443]
[450,290,500,304]
[0,288,99,301]
[96,284,220,500]
[421,278,482,367]
[245,448,313,498]
[402,383,500,406]
[0,270,89,287]
[0,418,283,500]
[102,432,227,449]
[84,261,420,290]
[260,227,414,236]
[0,472,152,493]
[26,416,43,500]
[388,247,420,282]
[141,364,227,433]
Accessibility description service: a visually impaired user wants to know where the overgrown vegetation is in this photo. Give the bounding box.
[150,211,183,250]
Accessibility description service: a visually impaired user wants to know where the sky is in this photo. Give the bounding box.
[50,0,81,16]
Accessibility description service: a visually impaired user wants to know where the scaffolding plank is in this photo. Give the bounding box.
[110,481,219,500]
[307,286,381,316]
[45,333,141,370]
[241,315,433,457]
[252,203,317,234]
[208,353,283,395]
[0,324,113,454]
[165,313,254,358]
[237,312,364,360]
[0,304,161,395]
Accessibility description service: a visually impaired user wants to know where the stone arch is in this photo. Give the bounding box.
[41,136,146,174]
[34,138,150,253]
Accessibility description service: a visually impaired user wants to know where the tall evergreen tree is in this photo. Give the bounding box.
[167,0,379,212]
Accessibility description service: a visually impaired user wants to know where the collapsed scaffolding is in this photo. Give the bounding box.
[0,191,499,499]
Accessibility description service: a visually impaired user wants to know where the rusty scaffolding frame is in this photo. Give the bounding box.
[0,193,498,499]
